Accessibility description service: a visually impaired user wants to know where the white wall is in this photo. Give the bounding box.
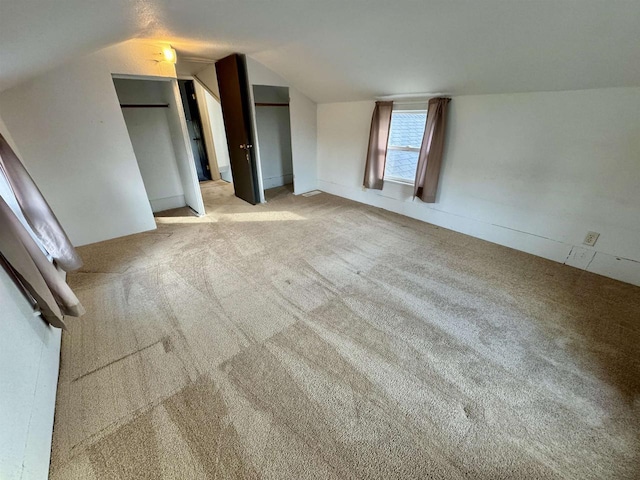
[317,87,640,286]
[254,104,294,189]
[0,115,61,480]
[122,108,186,211]
[115,79,186,212]
[246,57,317,195]
[112,76,170,104]
[0,41,179,246]
[195,64,220,99]
[253,85,293,189]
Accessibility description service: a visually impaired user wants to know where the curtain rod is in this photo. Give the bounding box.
[385,99,430,105]
[376,93,451,103]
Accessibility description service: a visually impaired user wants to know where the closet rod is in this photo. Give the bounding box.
[254,102,289,107]
[120,104,169,108]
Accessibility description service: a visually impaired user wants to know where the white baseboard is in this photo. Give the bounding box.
[218,166,233,183]
[585,252,640,286]
[317,179,640,287]
[149,195,186,213]
[294,181,319,196]
[262,174,293,190]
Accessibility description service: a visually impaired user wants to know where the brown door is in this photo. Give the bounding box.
[215,54,259,205]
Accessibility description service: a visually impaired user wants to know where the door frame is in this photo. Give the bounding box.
[168,78,206,215]
[178,79,212,182]
[246,81,266,203]
[112,73,206,216]
[178,75,222,181]
[251,85,294,193]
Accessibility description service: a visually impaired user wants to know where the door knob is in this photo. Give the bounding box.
[239,144,253,150]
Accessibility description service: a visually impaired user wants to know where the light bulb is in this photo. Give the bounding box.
[162,47,177,64]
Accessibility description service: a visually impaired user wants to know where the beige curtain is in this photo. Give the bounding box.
[0,133,84,328]
[414,98,451,203]
[0,133,82,271]
[363,101,393,190]
[0,196,84,329]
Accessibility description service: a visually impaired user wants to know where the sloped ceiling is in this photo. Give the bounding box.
[2,0,639,102]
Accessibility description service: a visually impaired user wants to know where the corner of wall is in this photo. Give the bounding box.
[315,89,640,287]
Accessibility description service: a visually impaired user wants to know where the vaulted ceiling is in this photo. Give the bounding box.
[2,0,639,102]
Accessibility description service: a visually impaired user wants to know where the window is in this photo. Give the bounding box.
[384,111,427,184]
[0,170,50,259]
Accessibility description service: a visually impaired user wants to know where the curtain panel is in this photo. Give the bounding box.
[363,101,393,190]
[0,134,82,271]
[0,134,84,328]
[414,97,451,203]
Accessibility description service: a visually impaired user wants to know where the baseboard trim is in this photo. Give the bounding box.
[294,181,319,196]
[262,174,293,190]
[150,195,186,213]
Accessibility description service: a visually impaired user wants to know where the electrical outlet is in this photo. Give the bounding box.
[583,231,600,247]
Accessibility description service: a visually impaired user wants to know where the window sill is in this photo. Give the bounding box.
[383,177,414,187]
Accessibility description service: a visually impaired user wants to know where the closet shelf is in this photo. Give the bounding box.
[120,104,169,108]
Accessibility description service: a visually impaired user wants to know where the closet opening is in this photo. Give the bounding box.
[112,76,205,216]
[252,85,294,198]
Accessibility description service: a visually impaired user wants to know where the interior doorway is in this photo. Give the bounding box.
[187,78,233,185]
[178,79,211,182]
[252,85,294,192]
[112,77,205,216]
[174,72,235,189]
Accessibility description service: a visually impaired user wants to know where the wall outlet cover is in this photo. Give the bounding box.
[565,246,597,269]
[583,231,600,247]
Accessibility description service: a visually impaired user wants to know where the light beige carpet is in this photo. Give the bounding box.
[50,180,640,479]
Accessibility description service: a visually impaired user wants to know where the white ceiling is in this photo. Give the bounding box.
[2,0,639,102]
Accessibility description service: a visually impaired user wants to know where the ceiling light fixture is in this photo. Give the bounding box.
[161,47,177,64]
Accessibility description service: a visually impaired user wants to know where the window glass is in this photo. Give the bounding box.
[385,112,427,183]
